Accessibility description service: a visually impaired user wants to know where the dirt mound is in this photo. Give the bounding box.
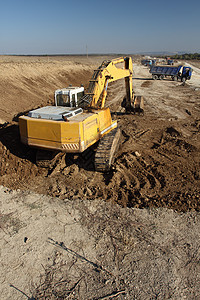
[0,117,199,212]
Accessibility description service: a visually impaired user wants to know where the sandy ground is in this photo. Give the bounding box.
[1,186,200,299]
[0,55,200,299]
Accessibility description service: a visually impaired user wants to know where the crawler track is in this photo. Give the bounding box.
[95,128,121,172]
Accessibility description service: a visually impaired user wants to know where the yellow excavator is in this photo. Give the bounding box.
[19,57,143,172]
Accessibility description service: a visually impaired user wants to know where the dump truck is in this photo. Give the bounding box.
[150,65,192,83]
[19,57,143,172]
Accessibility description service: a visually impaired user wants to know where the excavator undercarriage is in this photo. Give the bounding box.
[35,129,121,173]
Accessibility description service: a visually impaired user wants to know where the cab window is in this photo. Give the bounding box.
[72,94,76,106]
[77,91,84,105]
[56,94,70,106]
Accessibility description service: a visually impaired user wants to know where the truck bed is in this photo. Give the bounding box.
[150,65,181,76]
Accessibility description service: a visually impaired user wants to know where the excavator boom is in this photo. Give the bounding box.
[80,57,133,110]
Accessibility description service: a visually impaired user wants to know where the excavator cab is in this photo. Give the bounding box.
[55,86,84,107]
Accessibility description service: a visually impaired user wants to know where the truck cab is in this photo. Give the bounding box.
[182,67,192,80]
[55,86,84,107]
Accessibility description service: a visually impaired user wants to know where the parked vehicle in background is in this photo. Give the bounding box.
[141,59,156,67]
[150,65,192,83]
[167,59,174,65]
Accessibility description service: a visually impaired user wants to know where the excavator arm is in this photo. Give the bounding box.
[79,57,133,111]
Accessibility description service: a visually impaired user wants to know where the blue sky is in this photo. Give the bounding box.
[0,0,199,54]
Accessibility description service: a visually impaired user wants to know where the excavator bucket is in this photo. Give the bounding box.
[133,95,144,114]
[121,94,144,114]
